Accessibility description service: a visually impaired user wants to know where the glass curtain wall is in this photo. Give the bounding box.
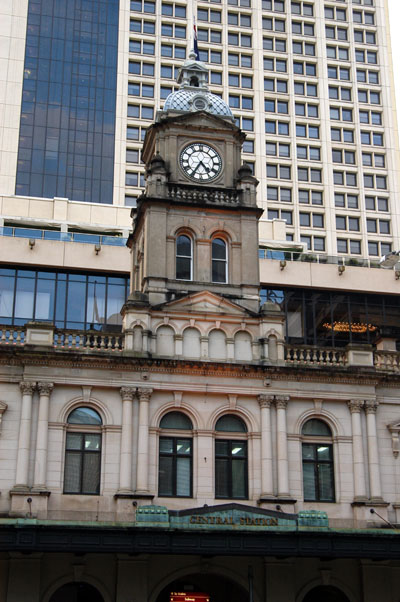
[16,0,119,203]
[0,267,129,330]
[261,287,398,347]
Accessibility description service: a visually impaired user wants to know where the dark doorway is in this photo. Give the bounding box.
[49,582,104,602]
[156,572,248,602]
[303,585,351,602]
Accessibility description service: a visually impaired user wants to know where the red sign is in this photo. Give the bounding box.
[170,593,210,602]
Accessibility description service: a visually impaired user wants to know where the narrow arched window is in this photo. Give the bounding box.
[176,234,192,280]
[215,414,247,499]
[159,411,193,497]
[302,418,335,502]
[64,407,102,495]
[212,238,227,283]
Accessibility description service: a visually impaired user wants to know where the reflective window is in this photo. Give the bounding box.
[176,235,192,280]
[302,419,335,502]
[0,267,129,330]
[16,0,119,204]
[212,238,227,283]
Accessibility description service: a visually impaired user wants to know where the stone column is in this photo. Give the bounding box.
[14,381,36,490]
[32,382,54,491]
[135,388,153,494]
[365,399,383,501]
[275,395,290,498]
[118,387,136,493]
[258,394,275,499]
[348,399,367,501]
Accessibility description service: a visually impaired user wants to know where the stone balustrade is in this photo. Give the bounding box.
[3,323,400,372]
[374,351,400,372]
[167,184,241,205]
[285,345,347,367]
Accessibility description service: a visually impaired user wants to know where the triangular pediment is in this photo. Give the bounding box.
[160,290,253,316]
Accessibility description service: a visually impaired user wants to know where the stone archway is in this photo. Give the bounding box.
[303,585,351,602]
[48,582,104,602]
[155,572,248,602]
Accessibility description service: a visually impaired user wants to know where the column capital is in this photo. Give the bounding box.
[120,387,136,401]
[19,381,36,395]
[275,395,289,409]
[37,382,54,396]
[348,399,364,413]
[137,388,153,402]
[365,399,379,415]
[257,394,274,409]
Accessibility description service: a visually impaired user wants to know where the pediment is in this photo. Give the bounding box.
[387,420,400,432]
[161,290,252,316]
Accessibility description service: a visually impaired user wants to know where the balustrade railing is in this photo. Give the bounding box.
[53,330,124,351]
[168,184,241,205]
[285,345,347,367]
[0,326,25,346]
[374,351,400,372]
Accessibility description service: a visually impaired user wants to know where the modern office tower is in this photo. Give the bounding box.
[1,0,400,260]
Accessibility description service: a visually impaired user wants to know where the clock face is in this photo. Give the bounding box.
[179,143,222,182]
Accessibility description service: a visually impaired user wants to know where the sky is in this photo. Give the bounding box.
[388,0,400,123]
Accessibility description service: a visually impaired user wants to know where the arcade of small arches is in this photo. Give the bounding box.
[127,322,282,362]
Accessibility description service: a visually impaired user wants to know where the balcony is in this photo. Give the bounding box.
[1,323,398,371]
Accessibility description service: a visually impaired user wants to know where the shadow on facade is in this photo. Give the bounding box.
[303,585,350,602]
[49,582,104,602]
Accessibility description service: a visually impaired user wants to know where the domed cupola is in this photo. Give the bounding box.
[160,51,234,121]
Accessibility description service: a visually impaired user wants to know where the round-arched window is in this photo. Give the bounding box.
[67,406,102,425]
[212,238,227,283]
[215,414,248,500]
[160,411,193,430]
[302,418,332,437]
[302,418,335,503]
[159,411,193,498]
[176,234,193,280]
[64,406,102,495]
[216,414,247,432]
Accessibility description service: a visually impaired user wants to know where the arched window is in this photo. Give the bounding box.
[212,237,227,283]
[208,329,227,359]
[176,234,193,280]
[234,331,252,361]
[215,414,248,499]
[64,407,102,495]
[159,411,193,498]
[302,418,335,502]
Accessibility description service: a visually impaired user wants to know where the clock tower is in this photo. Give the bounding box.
[126,52,263,317]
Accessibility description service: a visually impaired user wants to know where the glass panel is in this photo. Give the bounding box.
[176,256,191,280]
[318,463,334,501]
[159,438,174,453]
[177,235,191,256]
[215,458,228,497]
[302,419,331,437]
[176,457,191,496]
[84,434,101,451]
[160,412,193,430]
[317,445,331,461]
[232,459,246,497]
[82,452,100,494]
[212,260,226,283]
[15,275,35,320]
[215,440,228,455]
[216,415,247,432]
[212,238,226,259]
[66,432,83,450]
[176,439,191,455]
[302,443,315,460]
[67,407,102,425]
[159,455,173,495]
[35,276,55,321]
[64,452,82,493]
[303,462,316,500]
[231,442,246,457]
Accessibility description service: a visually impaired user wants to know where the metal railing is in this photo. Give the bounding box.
[0,226,127,247]
[259,249,382,269]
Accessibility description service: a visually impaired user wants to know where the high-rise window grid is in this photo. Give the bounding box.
[122,0,393,257]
